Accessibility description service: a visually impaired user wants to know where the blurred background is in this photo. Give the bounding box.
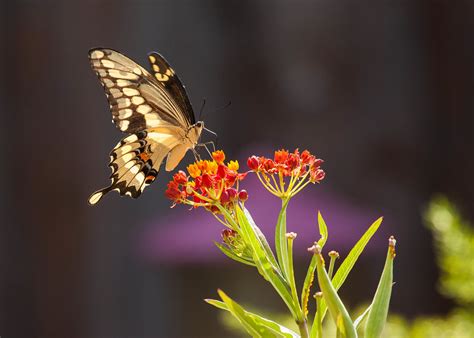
[1,1,474,337]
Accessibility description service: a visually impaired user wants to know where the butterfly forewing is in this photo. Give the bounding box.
[147,52,195,125]
[89,48,191,133]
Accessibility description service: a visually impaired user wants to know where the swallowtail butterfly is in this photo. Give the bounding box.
[88,48,205,205]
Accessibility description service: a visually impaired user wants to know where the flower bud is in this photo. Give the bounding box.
[220,190,230,204]
[238,190,248,202]
[247,156,259,170]
[263,159,275,171]
[227,188,238,200]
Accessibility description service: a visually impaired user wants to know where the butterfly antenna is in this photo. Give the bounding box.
[198,98,206,121]
[212,100,231,113]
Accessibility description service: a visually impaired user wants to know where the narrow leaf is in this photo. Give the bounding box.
[312,246,357,338]
[234,205,299,320]
[353,304,372,329]
[275,199,291,281]
[317,211,328,247]
[212,290,299,338]
[302,212,329,318]
[364,236,396,338]
[243,206,279,269]
[214,242,256,267]
[318,217,383,322]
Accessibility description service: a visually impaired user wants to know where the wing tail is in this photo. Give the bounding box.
[88,186,114,205]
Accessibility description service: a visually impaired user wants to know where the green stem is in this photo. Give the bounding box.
[327,251,339,279]
[297,320,309,338]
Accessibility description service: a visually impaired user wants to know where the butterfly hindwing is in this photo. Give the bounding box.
[88,128,193,205]
[89,48,192,133]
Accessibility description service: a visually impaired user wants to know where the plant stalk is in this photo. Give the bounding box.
[297,320,309,338]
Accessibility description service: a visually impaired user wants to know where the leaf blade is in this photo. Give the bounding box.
[364,237,396,338]
[210,291,300,338]
[317,217,383,322]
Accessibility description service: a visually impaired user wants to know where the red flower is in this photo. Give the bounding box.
[247,148,325,198]
[274,149,289,163]
[217,164,227,179]
[165,181,181,200]
[286,153,299,171]
[263,159,275,172]
[247,156,259,170]
[173,170,188,184]
[201,174,214,188]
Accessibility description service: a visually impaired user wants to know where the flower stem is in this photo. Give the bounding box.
[297,320,309,338]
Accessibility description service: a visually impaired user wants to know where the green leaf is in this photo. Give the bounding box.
[317,211,328,247]
[233,205,300,320]
[214,242,256,267]
[314,248,357,338]
[317,217,383,323]
[364,237,396,338]
[275,199,291,281]
[353,304,372,330]
[206,297,300,338]
[302,212,329,319]
[243,206,280,269]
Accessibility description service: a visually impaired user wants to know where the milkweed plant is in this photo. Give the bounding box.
[166,149,396,338]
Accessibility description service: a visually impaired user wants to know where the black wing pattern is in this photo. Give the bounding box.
[147,52,195,125]
[88,127,187,205]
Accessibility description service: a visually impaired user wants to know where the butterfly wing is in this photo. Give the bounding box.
[89,48,194,133]
[147,52,195,125]
[88,127,188,205]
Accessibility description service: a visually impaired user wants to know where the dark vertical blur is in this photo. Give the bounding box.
[1,1,473,337]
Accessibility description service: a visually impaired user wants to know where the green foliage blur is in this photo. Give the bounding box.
[383,196,474,338]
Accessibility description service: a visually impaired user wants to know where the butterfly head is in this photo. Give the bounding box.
[187,121,205,145]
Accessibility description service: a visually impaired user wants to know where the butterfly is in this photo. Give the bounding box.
[88,48,207,205]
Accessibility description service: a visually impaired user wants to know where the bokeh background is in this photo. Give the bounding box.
[2,1,474,337]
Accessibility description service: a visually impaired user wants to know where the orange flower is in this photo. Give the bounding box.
[212,150,225,164]
[227,160,239,171]
[274,149,289,163]
[165,150,248,211]
[187,163,201,178]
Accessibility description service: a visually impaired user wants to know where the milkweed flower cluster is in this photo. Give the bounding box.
[165,148,394,338]
[165,150,248,212]
[247,149,325,199]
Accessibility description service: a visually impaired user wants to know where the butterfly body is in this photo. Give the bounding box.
[88,48,203,205]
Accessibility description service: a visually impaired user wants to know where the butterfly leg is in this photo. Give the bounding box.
[196,141,215,158]
[192,148,201,161]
